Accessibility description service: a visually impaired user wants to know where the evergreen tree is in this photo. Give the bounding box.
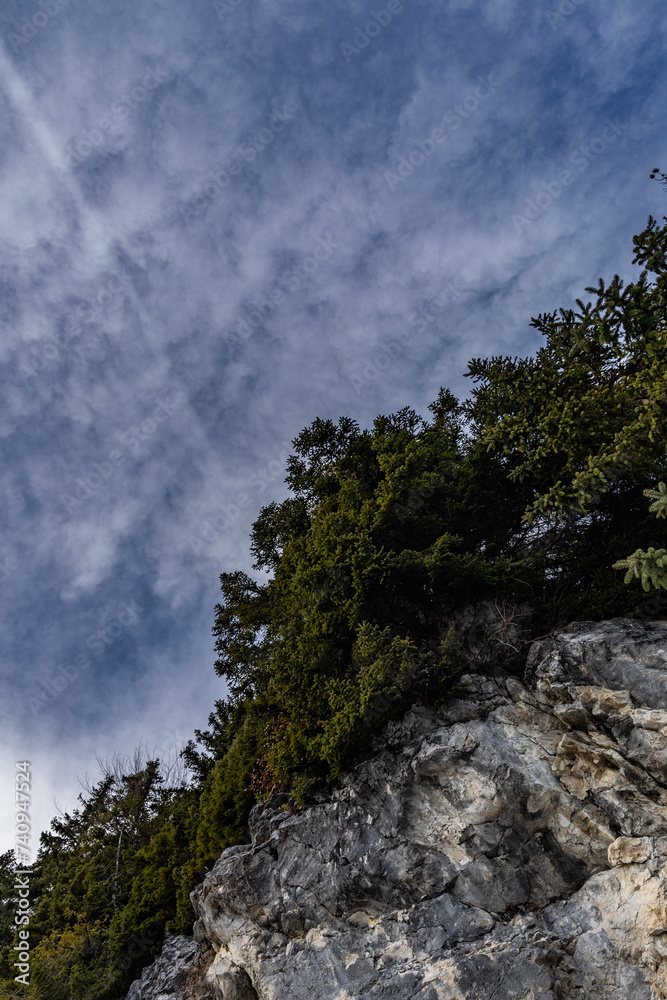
[613,481,667,590]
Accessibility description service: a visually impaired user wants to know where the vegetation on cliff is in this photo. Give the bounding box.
[2,202,666,999]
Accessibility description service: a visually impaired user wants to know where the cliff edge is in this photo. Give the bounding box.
[126,617,667,999]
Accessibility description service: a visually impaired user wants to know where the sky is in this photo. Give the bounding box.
[1,0,666,856]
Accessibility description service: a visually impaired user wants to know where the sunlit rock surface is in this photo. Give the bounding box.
[126,617,667,999]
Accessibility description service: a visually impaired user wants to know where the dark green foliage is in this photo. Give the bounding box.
[3,208,667,999]
[462,210,667,601]
[0,760,199,1000]
[0,853,18,954]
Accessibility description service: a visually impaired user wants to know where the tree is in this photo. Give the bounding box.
[613,481,667,590]
[0,749,195,1000]
[461,211,667,614]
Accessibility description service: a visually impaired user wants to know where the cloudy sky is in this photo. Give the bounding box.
[1,0,666,854]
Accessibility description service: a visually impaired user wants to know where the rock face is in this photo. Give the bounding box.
[125,935,198,999]
[126,617,667,999]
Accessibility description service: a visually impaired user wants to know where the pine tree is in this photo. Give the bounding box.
[613,482,667,590]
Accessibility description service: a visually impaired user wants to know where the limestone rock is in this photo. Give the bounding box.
[124,934,200,999]
[608,836,653,866]
[125,617,667,999]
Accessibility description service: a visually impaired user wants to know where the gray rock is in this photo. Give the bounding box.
[124,934,200,1000]
[126,617,667,999]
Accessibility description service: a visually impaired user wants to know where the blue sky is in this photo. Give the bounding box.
[1,0,666,853]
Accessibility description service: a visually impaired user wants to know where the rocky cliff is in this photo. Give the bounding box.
[125,617,667,999]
